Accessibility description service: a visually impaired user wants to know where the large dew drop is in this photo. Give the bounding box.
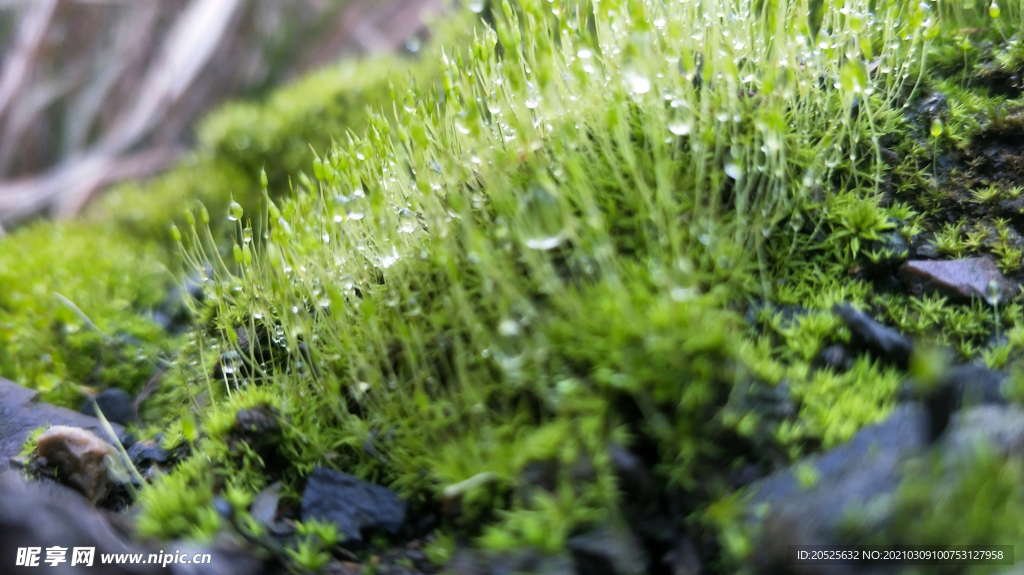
[518,184,569,251]
[227,201,244,222]
[668,120,692,135]
[724,161,744,180]
[623,70,651,95]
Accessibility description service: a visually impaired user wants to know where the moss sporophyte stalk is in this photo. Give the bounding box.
[167,0,916,545]
[3,0,1024,572]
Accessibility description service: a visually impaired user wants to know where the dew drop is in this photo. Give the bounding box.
[380,246,400,268]
[623,70,651,95]
[986,279,1002,307]
[518,183,569,251]
[498,319,521,337]
[668,120,692,135]
[227,201,243,222]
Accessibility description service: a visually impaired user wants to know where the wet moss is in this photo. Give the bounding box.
[3,0,1024,572]
[146,0,943,560]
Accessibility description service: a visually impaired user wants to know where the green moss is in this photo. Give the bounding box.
[0,222,176,406]
[147,0,951,558]
[11,0,1021,570]
[135,457,221,541]
[89,13,479,254]
[863,446,1024,574]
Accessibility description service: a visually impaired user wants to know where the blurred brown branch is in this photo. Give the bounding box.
[0,0,444,229]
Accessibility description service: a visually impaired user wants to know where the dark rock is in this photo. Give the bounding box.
[879,147,901,166]
[124,440,188,482]
[118,432,138,450]
[609,445,675,545]
[156,270,208,334]
[568,527,647,575]
[866,230,910,268]
[661,538,702,575]
[899,257,1013,302]
[744,404,929,571]
[813,343,854,372]
[519,459,559,496]
[0,378,123,473]
[80,388,136,426]
[34,425,122,505]
[300,467,408,545]
[944,364,1007,405]
[227,404,286,475]
[127,440,172,467]
[917,91,947,116]
[0,468,322,575]
[726,463,765,490]
[833,304,913,369]
[0,471,158,575]
[729,379,795,421]
[910,237,941,259]
[743,403,1024,574]
[163,543,264,575]
[943,405,1024,462]
[900,364,1007,442]
[447,548,574,575]
[744,301,810,328]
[250,482,282,526]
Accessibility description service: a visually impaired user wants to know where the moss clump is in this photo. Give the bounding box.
[0,13,469,408]
[144,0,953,560]
[0,222,175,407]
[135,457,221,541]
[3,0,1018,571]
[88,13,479,256]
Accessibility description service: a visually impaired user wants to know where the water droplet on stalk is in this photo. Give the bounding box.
[518,184,568,250]
[986,279,1002,307]
[668,120,692,135]
[724,162,744,180]
[623,70,651,95]
[227,202,243,222]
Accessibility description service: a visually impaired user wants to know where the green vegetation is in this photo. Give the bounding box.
[0,222,175,406]
[862,445,1024,575]
[2,0,1024,572]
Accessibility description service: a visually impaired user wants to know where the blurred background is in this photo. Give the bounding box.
[0,0,445,230]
